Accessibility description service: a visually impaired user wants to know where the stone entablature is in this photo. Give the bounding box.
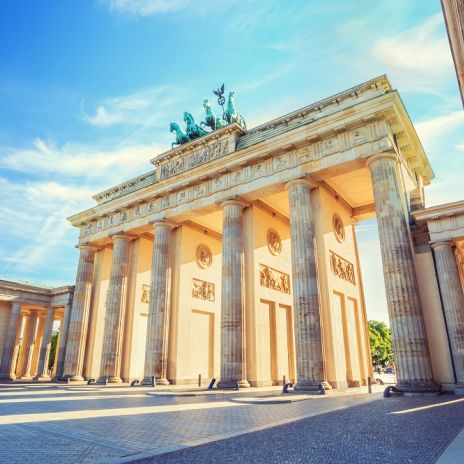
[151,125,243,179]
[0,280,74,307]
[413,200,464,243]
[93,172,157,205]
[69,76,433,247]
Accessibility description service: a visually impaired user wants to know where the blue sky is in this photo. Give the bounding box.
[0,0,462,323]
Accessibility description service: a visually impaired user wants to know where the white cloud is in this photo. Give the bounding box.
[0,138,159,181]
[0,178,87,274]
[82,85,183,127]
[415,111,464,151]
[0,137,163,283]
[99,0,188,16]
[371,14,454,95]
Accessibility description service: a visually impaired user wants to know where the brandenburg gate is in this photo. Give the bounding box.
[2,75,462,394]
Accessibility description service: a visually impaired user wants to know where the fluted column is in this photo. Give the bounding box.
[63,245,97,381]
[143,221,174,385]
[20,312,39,379]
[55,304,72,378]
[100,234,132,383]
[367,152,437,392]
[35,307,55,380]
[431,241,464,392]
[0,302,22,379]
[218,200,249,388]
[286,179,328,390]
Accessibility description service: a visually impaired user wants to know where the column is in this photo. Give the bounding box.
[0,302,22,379]
[35,307,55,380]
[55,304,72,378]
[143,222,174,385]
[367,152,437,392]
[100,234,132,383]
[218,200,249,388]
[20,312,39,379]
[286,180,328,390]
[431,242,464,392]
[63,245,97,381]
[30,314,46,377]
[52,319,62,377]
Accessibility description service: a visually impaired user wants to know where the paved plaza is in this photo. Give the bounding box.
[0,384,463,463]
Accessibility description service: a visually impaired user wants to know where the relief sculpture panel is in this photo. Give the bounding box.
[329,250,356,285]
[192,278,215,301]
[259,264,291,294]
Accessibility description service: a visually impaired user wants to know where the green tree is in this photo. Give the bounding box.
[48,330,59,371]
[368,320,394,367]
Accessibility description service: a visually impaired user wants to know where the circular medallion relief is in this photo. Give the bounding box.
[267,229,282,255]
[196,244,212,269]
[333,213,345,242]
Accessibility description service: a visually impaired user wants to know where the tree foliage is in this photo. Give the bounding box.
[48,331,59,370]
[368,320,394,367]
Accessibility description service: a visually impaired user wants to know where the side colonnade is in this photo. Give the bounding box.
[0,300,72,381]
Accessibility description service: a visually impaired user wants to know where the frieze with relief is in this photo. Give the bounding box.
[192,278,215,301]
[329,250,355,285]
[159,140,229,180]
[80,118,384,239]
[259,264,291,294]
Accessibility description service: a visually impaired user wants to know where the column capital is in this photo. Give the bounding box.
[220,198,248,210]
[365,151,398,169]
[150,219,177,230]
[76,244,98,252]
[431,241,455,251]
[110,233,136,242]
[11,300,23,310]
[285,177,318,191]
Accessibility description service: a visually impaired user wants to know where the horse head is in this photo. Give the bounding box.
[170,122,178,133]
[184,111,194,124]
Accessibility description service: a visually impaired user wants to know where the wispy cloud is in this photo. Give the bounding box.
[0,177,88,276]
[82,85,183,127]
[98,0,189,16]
[415,111,464,151]
[0,137,161,282]
[371,13,454,95]
[0,139,159,181]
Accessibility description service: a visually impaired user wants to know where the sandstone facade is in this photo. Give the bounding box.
[1,76,463,393]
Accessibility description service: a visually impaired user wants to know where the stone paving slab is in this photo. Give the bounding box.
[132,395,464,464]
[0,383,383,463]
[2,383,460,464]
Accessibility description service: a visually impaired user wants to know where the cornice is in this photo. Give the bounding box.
[412,199,464,223]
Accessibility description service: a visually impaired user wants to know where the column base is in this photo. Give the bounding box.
[394,381,440,395]
[294,380,332,391]
[34,375,51,381]
[20,375,33,380]
[141,376,169,386]
[217,379,250,389]
[69,375,85,382]
[97,376,123,384]
[454,385,464,396]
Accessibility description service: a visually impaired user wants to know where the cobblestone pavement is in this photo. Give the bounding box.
[135,394,464,464]
[0,384,463,464]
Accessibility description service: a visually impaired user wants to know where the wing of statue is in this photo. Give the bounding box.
[213,90,219,96]
[220,83,224,93]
